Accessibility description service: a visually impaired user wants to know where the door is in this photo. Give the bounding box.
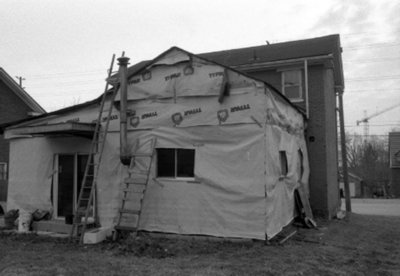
[55,154,90,218]
[57,155,74,217]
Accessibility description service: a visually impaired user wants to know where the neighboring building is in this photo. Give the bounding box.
[389,132,400,197]
[339,172,364,198]
[0,68,45,211]
[197,34,345,218]
[4,47,309,240]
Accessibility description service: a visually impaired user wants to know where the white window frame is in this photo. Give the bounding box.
[281,69,303,102]
[391,150,400,168]
[156,148,195,181]
[0,162,7,181]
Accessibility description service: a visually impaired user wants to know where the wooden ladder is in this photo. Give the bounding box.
[114,138,157,239]
[70,54,119,243]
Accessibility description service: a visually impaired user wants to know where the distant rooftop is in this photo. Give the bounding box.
[127,34,344,90]
[198,34,344,89]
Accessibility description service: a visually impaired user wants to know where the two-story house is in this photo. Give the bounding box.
[0,68,45,212]
[198,34,345,217]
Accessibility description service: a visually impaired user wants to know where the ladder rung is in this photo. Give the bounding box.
[119,209,140,215]
[128,169,149,175]
[124,177,147,185]
[115,225,138,232]
[122,188,145,194]
[76,209,87,214]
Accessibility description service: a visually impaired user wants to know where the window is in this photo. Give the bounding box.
[157,149,195,178]
[282,70,302,101]
[298,149,304,181]
[279,151,288,176]
[0,163,7,181]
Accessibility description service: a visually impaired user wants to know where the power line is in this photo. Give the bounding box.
[344,41,400,50]
[28,69,105,78]
[344,57,400,63]
[345,124,400,127]
[346,74,400,82]
[346,88,400,93]
[341,30,400,37]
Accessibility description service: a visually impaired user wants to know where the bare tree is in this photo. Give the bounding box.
[346,134,390,196]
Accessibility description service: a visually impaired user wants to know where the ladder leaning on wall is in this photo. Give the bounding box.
[69,54,119,243]
[113,138,157,240]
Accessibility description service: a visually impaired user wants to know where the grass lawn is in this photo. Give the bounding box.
[1,213,400,275]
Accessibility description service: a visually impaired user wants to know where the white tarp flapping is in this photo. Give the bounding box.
[5,47,309,239]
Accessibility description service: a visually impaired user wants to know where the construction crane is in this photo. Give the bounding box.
[356,102,400,136]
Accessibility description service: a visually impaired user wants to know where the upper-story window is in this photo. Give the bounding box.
[282,70,303,102]
[0,163,8,181]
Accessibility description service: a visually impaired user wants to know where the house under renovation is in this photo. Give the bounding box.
[4,47,309,240]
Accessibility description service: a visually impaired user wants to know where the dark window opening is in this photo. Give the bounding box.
[157,149,175,177]
[157,148,195,178]
[279,151,288,176]
[0,163,7,181]
[298,149,304,180]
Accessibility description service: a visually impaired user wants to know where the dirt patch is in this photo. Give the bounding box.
[1,213,400,275]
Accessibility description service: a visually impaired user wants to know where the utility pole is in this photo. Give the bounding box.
[338,89,351,212]
[15,76,25,89]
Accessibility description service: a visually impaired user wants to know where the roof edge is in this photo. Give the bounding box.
[0,68,46,113]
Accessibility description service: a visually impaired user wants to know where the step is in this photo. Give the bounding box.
[119,209,140,215]
[127,169,149,175]
[124,177,147,185]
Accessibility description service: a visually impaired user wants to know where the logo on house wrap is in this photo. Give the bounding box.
[128,77,141,86]
[171,112,183,125]
[141,111,157,120]
[66,117,80,123]
[217,109,229,123]
[130,116,140,128]
[184,108,201,117]
[209,72,224,78]
[230,104,250,113]
[102,114,118,122]
[165,72,181,81]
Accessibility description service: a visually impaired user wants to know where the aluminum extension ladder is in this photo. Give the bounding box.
[70,54,119,243]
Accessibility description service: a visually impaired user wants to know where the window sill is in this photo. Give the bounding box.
[155,177,199,183]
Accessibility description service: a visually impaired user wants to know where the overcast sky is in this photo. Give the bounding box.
[1,0,399,135]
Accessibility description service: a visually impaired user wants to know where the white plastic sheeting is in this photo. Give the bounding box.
[5,47,309,239]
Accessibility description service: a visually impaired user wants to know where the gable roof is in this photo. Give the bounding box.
[0,68,46,114]
[198,34,344,90]
[123,46,302,115]
[126,35,344,92]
